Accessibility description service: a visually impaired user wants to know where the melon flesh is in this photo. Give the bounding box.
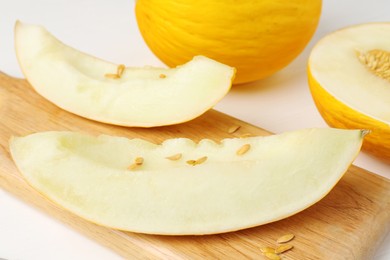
[308,23,390,124]
[14,21,235,127]
[10,128,364,235]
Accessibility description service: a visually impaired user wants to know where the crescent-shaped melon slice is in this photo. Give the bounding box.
[14,21,235,127]
[10,128,364,235]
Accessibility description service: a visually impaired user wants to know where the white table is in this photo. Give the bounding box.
[1,0,389,259]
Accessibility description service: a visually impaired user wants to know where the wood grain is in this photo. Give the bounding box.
[1,72,390,259]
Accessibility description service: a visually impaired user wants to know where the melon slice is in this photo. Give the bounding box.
[308,23,390,161]
[10,128,365,235]
[14,21,235,127]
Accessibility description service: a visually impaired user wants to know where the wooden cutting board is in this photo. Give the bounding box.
[1,72,390,260]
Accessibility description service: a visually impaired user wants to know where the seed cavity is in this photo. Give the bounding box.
[356,49,390,81]
[276,233,295,244]
[275,244,293,254]
[236,144,251,155]
[228,125,241,134]
[166,153,182,161]
[186,156,208,166]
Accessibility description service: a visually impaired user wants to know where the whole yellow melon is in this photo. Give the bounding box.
[135,0,322,84]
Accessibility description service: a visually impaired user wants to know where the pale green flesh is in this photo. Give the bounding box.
[15,22,235,127]
[10,128,363,235]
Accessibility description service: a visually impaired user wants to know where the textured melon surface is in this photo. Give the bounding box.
[10,129,364,235]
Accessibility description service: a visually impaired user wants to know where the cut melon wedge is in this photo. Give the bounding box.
[308,23,390,161]
[14,21,235,127]
[10,128,365,235]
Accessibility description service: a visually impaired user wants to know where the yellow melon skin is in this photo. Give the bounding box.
[308,67,390,161]
[135,0,322,84]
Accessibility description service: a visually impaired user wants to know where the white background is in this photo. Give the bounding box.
[0,0,389,259]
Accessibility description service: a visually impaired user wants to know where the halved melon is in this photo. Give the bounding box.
[10,128,365,235]
[308,23,390,161]
[14,21,235,127]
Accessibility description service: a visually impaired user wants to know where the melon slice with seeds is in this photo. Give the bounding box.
[308,22,390,161]
[15,21,235,127]
[10,128,365,235]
